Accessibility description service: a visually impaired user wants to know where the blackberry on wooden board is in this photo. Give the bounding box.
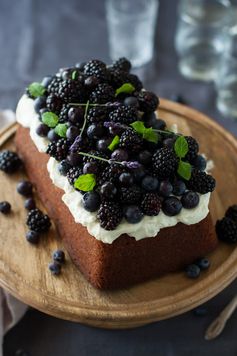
[26,208,51,233]
[0,150,22,174]
[216,217,237,244]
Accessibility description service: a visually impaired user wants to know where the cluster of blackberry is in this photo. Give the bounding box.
[216,205,237,243]
[27,58,216,231]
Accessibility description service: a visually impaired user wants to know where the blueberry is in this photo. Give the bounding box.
[34,96,47,113]
[87,124,105,139]
[83,162,99,175]
[53,250,65,264]
[192,155,207,171]
[170,94,187,104]
[146,117,166,130]
[162,197,182,216]
[124,205,144,224]
[119,172,134,187]
[58,159,71,176]
[138,150,152,166]
[49,261,61,275]
[26,230,40,244]
[66,126,80,142]
[66,151,82,166]
[186,264,201,278]
[111,149,128,162]
[17,181,33,197]
[196,257,210,270]
[100,182,117,199]
[181,191,199,209]
[109,125,124,136]
[68,107,84,125]
[96,138,112,152]
[133,166,146,182]
[163,137,176,149]
[24,198,36,211]
[172,180,186,196]
[47,129,60,142]
[75,62,86,70]
[141,175,159,191]
[41,75,53,88]
[193,305,208,317]
[124,96,139,108]
[0,201,11,214]
[83,192,101,212]
[159,181,173,197]
[36,123,49,137]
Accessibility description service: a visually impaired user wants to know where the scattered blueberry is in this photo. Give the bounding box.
[124,205,144,224]
[192,155,207,171]
[159,181,173,197]
[196,257,210,270]
[172,180,186,196]
[0,201,11,214]
[49,261,61,275]
[58,159,71,176]
[82,192,101,212]
[36,123,50,137]
[17,181,33,197]
[162,197,182,216]
[186,264,201,278]
[26,230,40,244]
[100,182,117,199]
[119,172,134,187]
[24,198,36,211]
[181,191,200,209]
[193,305,208,317]
[34,96,47,113]
[141,175,159,191]
[53,250,65,264]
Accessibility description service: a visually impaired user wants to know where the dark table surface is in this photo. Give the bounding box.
[2,0,237,355]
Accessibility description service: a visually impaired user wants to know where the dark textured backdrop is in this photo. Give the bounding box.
[2,0,237,355]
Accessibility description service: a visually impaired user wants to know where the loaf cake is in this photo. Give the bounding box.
[15,58,218,289]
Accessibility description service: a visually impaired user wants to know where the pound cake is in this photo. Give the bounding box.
[15,58,218,289]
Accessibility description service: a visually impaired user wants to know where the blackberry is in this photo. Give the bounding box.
[108,69,128,88]
[216,217,237,244]
[120,185,142,204]
[89,83,115,103]
[127,73,143,91]
[152,147,178,179]
[46,94,63,115]
[141,192,161,216]
[26,208,51,233]
[226,205,237,223]
[58,104,70,123]
[185,136,199,161]
[111,57,131,72]
[46,138,70,161]
[98,163,127,186]
[0,150,22,174]
[58,79,84,102]
[47,76,62,95]
[109,105,138,124]
[97,201,122,230]
[187,169,216,194]
[137,91,159,112]
[119,129,143,153]
[87,106,108,124]
[67,166,83,186]
[83,60,108,81]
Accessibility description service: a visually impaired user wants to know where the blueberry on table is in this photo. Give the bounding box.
[24,198,36,211]
[53,250,65,264]
[17,181,33,197]
[196,257,210,270]
[26,230,40,244]
[0,201,11,214]
[186,264,201,279]
[49,261,61,275]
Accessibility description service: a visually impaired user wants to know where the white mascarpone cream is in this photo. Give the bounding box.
[16,94,211,244]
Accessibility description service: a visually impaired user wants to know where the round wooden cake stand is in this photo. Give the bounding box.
[0,99,237,329]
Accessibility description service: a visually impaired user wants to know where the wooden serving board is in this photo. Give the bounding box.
[0,98,237,329]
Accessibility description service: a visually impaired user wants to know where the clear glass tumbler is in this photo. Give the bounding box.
[216,32,237,118]
[175,0,232,81]
[106,0,159,68]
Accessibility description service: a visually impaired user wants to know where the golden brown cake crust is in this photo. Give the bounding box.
[15,125,218,289]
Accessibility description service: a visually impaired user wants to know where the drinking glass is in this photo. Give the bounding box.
[216,32,237,118]
[175,0,232,81]
[106,0,159,68]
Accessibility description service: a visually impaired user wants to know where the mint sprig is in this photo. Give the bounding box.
[55,123,68,138]
[130,121,159,144]
[28,82,46,98]
[115,83,135,97]
[108,135,120,151]
[79,100,90,137]
[71,70,78,80]
[42,112,59,128]
[174,136,191,180]
[74,174,96,191]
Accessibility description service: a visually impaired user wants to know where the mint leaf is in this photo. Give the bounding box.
[74,174,96,192]
[55,123,68,138]
[143,127,159,144]
[71,70,78,80]
[130,121,146,135]
[174,136,189,158]
[42,112,59,128]
[108,135,120,151]
[177,160,192,180]
[115,83,135,96]
[28,82,46,98]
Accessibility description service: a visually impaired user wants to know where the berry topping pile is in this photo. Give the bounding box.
[26,58,216,231]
